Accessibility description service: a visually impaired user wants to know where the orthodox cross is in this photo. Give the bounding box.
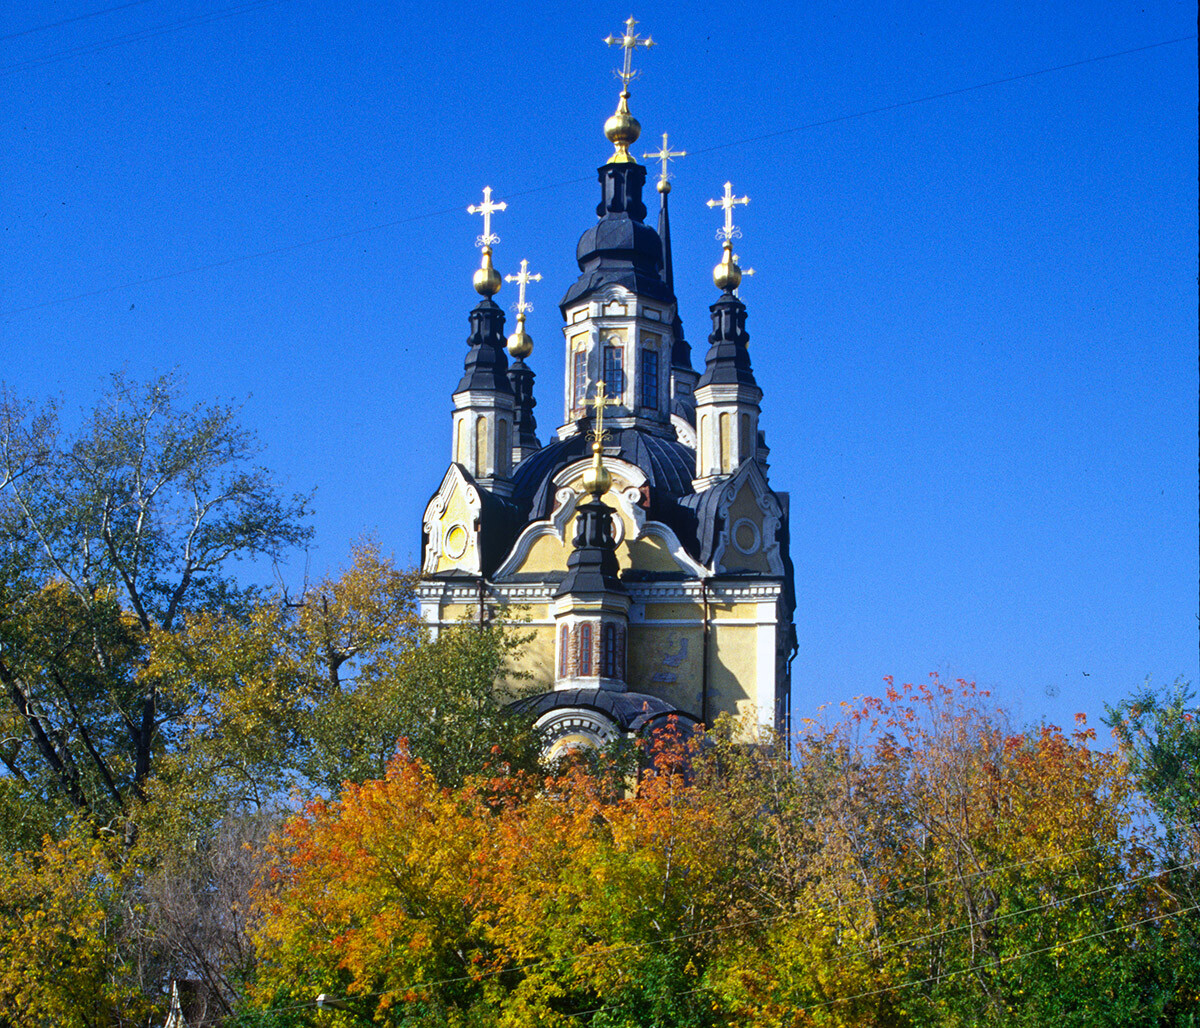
[605,16,654,88]
[643,132,686,187]
[467,186,506,248]
[707,180,749,241]
[587,379,618,446]
[504,259,542,317]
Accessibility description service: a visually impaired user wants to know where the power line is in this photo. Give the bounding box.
[686,34,1196,158]
[564,902,1200,1021]
[1,32,1192,320]
[0,0,289,75]
[190,849,1197,1025]
[0,0,160,43]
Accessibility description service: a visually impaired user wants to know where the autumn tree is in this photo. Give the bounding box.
[0,372,312,831]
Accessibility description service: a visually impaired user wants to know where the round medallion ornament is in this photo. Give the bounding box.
[444,523,469,559]
[732,517,761,555]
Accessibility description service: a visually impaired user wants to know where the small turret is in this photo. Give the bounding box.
[552,381,629,690]
[505,259,543,464]
[694,182,763,488]
[452,188,516,493]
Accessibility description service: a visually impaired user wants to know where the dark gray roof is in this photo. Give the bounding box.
[510,426,696,521]
[510,688,700,732]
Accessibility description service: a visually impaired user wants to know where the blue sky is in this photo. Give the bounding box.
[2,0,1196,730]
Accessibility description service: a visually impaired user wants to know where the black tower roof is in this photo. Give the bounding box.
[561,162,673,310]
[695,290,759,391]
[456,297,513,395]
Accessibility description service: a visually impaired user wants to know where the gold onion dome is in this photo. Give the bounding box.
[582,442,612,496]
[473,245,501,297]
[506,314,533,358]
[604,92,641,164]
[713,241,742,292]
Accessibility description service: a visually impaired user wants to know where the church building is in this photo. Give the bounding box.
[418,20,796,758]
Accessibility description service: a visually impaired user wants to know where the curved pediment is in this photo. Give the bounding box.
[494,456,706,581]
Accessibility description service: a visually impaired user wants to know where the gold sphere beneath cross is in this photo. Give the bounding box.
[713,242,742,292]
[604,92,641,163]
[473,247,501,297]
[507,317,533,358]
[582,446,612,496]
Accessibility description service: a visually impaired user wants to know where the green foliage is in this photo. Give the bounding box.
[0,372,312,830]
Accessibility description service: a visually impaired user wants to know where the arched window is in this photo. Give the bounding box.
[577,622,593,676]
[559,623,570,677]
[740,413,752,460]
[719,412,732,474]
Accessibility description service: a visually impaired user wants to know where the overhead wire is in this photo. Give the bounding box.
[0,0,160,43]
[1,33,1193,320]
[178,847,1199,1025]
[0,0,290,75]
[563,902,1200,1021]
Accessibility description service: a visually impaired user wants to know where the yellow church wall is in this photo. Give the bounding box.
[499,622,556,695]
[518,534,568,574]
[642,602,702,621]
[628,624,705,715]
[708,623,759,720]
[433,488,478,574]
[718,484,773,575]
[619,534,680,573]
[508,508,686,579]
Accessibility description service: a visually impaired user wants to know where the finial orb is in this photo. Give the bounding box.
[604,92,641,163]
[473,246,502,297]
[582,446,612,496]
[713,242,741,292]
[506,316,533,358]
[656,178,670,194]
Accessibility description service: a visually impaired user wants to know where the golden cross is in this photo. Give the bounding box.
[504,259,542,317]
[605,15,654,89]
[706,180,750,241]
[586,379,619,445]
[643,132,686,187]
[467,186,506,248]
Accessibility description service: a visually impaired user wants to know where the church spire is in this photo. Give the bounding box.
[602,16,654,164]
[694,181,763,488]
[505,259,543,464]
[644,132,697,418]
[452,187,515,494]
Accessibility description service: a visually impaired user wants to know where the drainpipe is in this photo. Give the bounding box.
[700,578,711,727]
